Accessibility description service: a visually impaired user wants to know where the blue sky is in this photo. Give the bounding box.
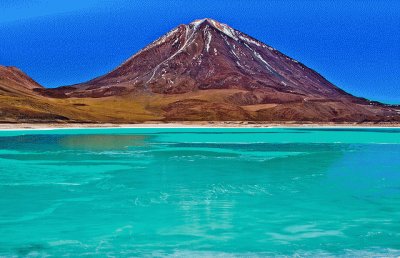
[0,0,399,103]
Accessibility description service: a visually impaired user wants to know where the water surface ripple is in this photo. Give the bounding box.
[0,128,399,256]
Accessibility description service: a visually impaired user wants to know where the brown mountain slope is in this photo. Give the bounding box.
[0,66,164,122]
[0,66,71,122]
[0,66,43,95]
[0,66,97,122]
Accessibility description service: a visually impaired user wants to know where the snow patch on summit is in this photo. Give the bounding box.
[190,18,207,26]
[239,35,261,47]
[206,19,238,40]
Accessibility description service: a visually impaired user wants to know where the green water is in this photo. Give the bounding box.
[0,128,399,257]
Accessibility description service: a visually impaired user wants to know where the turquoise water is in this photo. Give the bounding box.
[0,128,399,257]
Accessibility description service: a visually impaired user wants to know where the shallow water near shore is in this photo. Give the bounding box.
[0,128,399,256]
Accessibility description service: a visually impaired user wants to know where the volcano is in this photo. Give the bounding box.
[62,18,354,99]
[3,18,400,123]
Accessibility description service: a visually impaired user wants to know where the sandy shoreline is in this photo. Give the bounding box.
[0,121,399,130]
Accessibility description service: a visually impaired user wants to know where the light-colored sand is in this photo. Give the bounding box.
[0,121,399,130]
[241,104,278,112]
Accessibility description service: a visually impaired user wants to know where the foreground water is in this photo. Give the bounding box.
[0,127,399,257]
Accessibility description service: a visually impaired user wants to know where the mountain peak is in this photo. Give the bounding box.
[66,17,345,98]
[189,18,222,26]
[188,18,238,39]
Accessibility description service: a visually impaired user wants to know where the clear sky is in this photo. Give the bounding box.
[1,0,399,103]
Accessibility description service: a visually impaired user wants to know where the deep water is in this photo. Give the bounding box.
[0,128,399,257]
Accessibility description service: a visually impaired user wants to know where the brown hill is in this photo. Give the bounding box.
[0,66,42,95]
[0,66,72,122]
[0,66,162,123]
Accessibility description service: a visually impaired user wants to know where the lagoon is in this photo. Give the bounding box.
[0,128,399,256]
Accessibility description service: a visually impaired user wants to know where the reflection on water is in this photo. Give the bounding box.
[0,129,399,256]
[59,135,148,150]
